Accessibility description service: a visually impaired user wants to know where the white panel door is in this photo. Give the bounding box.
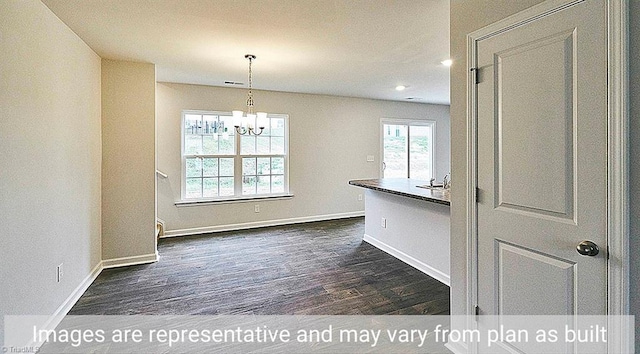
[475,0,607,353]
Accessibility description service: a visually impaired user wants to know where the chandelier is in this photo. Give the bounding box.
[232,54,267,136]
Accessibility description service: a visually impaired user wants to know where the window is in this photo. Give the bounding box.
[381,119,435,180]
[181,110,289,202]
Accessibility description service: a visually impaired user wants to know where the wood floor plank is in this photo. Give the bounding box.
[68,217,450,316]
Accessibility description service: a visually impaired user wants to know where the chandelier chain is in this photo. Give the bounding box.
[246,56,254,114]
[233,54,264,136]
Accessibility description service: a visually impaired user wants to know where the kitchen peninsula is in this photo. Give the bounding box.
[349,178,450,286]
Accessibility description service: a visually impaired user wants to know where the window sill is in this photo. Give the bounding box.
[175,194,294,207]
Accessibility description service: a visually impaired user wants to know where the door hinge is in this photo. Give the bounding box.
[475,305,480,318]
[470,67,479,84]
[475,187,480,203]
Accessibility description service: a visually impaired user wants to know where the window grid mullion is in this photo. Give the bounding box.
[200,156,204,198]
[407,125,411,179]
[269,118,273,154]
[217,157,221,197]
[234,132,242,196]
[269,157,273,193]
[184,154,234,158]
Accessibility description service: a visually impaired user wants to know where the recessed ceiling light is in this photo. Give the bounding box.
[405,97,423,101]
[395,85,406,91]
[441,59,453,67]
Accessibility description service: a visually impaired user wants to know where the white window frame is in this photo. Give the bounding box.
[379,118,436,179]
[178,110,291,205]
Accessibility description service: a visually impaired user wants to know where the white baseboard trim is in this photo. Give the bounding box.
[162,211,365,238]
[21,252,160,348]
[102,251,159,269]
[363,234,450,286]
[28,261,103,348]
[445,341,468,354]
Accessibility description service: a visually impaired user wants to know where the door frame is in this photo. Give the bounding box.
[465,0,629,352]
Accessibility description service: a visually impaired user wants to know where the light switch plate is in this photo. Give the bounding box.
[366,155,375,162]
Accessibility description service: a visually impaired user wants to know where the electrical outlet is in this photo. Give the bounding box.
[254,204,260,213]
[57,263,63,282]
[381,217,387,229]
[358,194,363,201]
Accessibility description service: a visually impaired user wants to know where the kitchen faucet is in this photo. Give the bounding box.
[443,173,451,189]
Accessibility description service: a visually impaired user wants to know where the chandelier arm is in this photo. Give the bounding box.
[235,126,248,135]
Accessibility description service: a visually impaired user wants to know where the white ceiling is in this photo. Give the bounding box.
[42,0,450,104]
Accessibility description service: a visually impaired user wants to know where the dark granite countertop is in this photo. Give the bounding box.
[349,178,451,206]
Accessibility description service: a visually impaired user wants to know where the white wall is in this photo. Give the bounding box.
[0,0,102,343]
[451,1,639,351]
[364,190,450,285]
[157,83,450,233]
[101,59,157,263]
[449,0,547,324]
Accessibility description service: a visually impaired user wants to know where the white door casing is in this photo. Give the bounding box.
[465,0,629,353]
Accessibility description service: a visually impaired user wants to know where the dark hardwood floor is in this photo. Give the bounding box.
[69,217,450,316]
